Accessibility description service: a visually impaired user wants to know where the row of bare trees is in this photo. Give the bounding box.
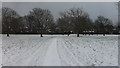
[2,7,119,37]
[56,8,117,37]
[2,7,56,37]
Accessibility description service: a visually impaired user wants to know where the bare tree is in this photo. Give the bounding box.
[57,16,72,36]
[28,8,54,37]
[24,14,34,33]
[2,7,19,37]
[95,16,113,36]
[58,8,92,37]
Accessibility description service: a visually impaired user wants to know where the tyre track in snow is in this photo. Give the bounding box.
[59,37,88,66]
[3,38,44,66]
[21,37,53,66]
[57,36,118,66]
[57,37,83,66]
[3,37,54,66]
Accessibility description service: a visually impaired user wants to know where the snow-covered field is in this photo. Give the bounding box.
[0,34,2,67]
[2,34,118,66]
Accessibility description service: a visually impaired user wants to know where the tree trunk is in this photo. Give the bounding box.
[89,33,90,36]
[7,27,9,37]
[40,29,43,37]
[62,32,64,35]
[103,33,105,36]
[7,33,9,37]
[103,30,105,36]
[7,24,9,37]
[67,31,70,36]
[41,33,43,37]
[67,34,69,36]
[77,33,79,37]
[103,28,106,36]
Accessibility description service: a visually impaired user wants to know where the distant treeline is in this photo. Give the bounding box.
[2,7,120,37]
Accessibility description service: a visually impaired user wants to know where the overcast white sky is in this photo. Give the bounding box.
[2,2,118,25]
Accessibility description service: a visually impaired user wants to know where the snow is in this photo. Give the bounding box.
[0,34,2,67]
[43,38,61,66]
[2,34,118,66]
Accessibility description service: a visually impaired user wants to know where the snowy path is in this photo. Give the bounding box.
[42,38,61,66]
